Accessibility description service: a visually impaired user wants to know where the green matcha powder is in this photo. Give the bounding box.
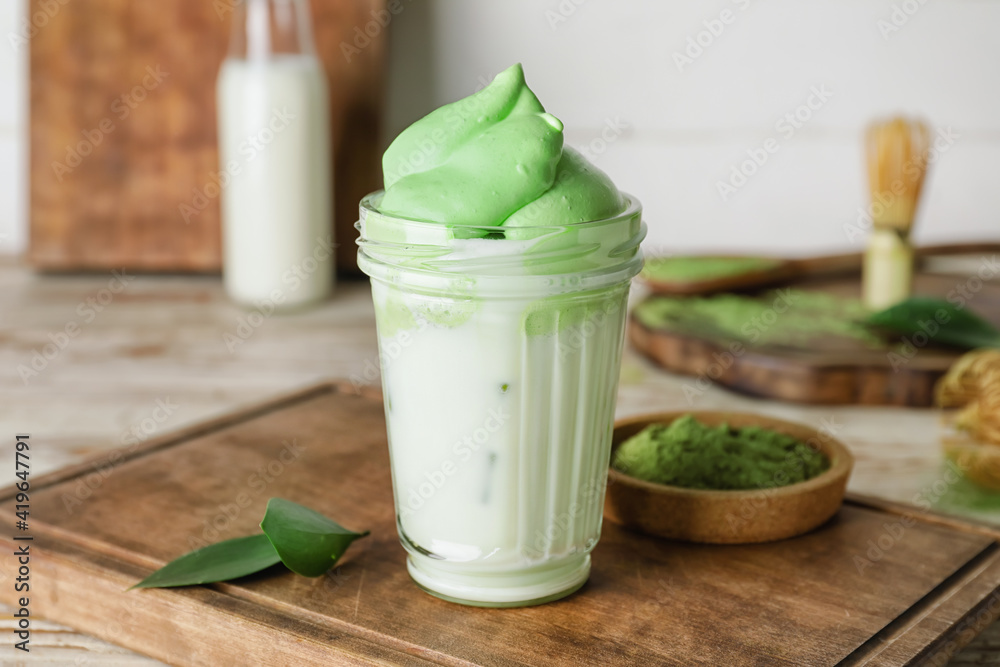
[633,290,883,349]
[612,415,830,491]
[641,256,782,283]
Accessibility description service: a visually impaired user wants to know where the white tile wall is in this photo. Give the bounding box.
[2,1,998,258]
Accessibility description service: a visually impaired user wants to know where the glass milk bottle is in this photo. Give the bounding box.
[217,0,334,308]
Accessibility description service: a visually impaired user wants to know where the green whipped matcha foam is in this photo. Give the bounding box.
[379,63,626,232]
[371,63,636,337]
[612,415,829,491]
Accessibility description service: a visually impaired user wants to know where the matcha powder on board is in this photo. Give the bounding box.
[641,256,782,283]
[612,415,829,491]
[633,290,883,349]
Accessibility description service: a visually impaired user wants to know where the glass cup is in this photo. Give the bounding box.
[356,192,645,607]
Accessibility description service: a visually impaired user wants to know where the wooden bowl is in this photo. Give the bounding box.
[604,411,854,544]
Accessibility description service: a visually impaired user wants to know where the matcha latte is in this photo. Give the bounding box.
[357,64,645,606]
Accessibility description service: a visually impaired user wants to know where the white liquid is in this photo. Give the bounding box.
[217,55,333,308]
[373,282,629,604]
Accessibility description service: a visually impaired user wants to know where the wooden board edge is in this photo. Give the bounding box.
[910,552,1000,666]
[0,532,448,667]
[837,543,1000,666]
[628,310,956,373]
[0,381,384,501]
[627,314,943,407]
[846,492,1000,542]
[637,242,1000,296]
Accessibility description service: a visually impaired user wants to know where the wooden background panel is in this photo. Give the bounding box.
[29,0,386,273]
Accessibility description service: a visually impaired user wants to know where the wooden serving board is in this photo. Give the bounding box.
[5,383,1000,665]
[631,263,1000,407]
[28,0,385,274]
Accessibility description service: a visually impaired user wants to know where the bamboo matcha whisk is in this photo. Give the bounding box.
[862,117,931,310]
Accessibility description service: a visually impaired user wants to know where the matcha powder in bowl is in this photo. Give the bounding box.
[612,414,830,491]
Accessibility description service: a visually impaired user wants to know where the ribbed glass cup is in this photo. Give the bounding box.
[356,192,645,607]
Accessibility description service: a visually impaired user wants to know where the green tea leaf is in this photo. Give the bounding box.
[260,498,369,577]
[867,297,1000,350]
[130,534,281,589]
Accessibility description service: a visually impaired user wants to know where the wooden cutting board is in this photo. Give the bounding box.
[631,262,1000,407]
[4,382,1000,666]
[28,0,385,274]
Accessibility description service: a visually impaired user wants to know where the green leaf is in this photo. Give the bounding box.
[260,498,369,577]
[867,297,1000,350]
[129,534,281,589]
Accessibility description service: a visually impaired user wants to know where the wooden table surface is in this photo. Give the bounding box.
[1,256,999,666]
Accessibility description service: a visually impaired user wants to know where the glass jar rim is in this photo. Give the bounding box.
[358,190,642,231]
[355,190,646,298]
